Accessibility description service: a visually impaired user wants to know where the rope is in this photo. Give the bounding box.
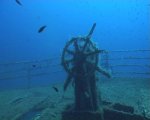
[102,57,150,60]
[0,49,149,66]
[113,72,150,75]
[111,64,150,68]
[0,70,63,80]
[0,49,150,80]
[108,49,150,53]
[0,63,61,75]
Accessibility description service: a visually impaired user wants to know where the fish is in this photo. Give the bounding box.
[38,25,47,33]
[15,0,23,6]
[10,97,23,104]
[32,64,36,68]
[52,86,59,92]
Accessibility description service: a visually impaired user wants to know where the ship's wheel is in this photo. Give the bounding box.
[61,37,100,75]
[61,23,105,91]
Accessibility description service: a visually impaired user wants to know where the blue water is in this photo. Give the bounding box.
[0,0,150,89]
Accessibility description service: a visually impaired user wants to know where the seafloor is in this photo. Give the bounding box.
[0,77,149,120]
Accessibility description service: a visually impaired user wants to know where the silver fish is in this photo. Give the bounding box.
[15,0,22,6]
[38,25,47,33]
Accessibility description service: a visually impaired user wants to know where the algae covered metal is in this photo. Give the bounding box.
[61,23,110,120]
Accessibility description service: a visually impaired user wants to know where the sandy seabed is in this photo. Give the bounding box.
[0,77,150,120]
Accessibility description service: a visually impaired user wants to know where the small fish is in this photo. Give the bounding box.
[10,97,23,104]
[15,0,22,6]
[38,25,47,33]
[52,86,59,92]
[32,64,36,68]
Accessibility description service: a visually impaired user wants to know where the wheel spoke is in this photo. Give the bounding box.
[74,40,79,52]
[65,58,74,64]
[82,39,90,52]
[96,66,101,73]
[96,66,111,78]
[66,49,75,55]
[86,50,100,57]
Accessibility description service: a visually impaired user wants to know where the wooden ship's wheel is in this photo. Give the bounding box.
[62,23,99,74]
[61,23,106,120]
[62,37,98,74]
[61,23,106,92]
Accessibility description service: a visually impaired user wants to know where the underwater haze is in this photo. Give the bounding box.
[0,0,150,89]
[0,1,150,120]
[0,0,149,62]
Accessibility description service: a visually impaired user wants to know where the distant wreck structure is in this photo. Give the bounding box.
[61,23,150,120]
